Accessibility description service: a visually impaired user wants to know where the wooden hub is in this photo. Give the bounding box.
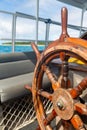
[52,88,74,120]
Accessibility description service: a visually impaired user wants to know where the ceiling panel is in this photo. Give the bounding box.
[57,0,87,10]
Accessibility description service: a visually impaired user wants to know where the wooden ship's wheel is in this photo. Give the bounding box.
[25,7,87,130]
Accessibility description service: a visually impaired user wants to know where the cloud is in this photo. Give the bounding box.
[0,0,85,45]
[0,15,12,38]
[49,25,61,40]
[16,18,36,39]
[17,0,36,15]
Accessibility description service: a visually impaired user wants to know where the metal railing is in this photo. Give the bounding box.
[0,9,87,52]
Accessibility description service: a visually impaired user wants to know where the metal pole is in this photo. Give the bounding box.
[79,8,85,36]
[45,19,51,48]
[35,0,39,45]
[12,14,16,52]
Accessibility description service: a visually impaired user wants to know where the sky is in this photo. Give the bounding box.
[0,0,86,44]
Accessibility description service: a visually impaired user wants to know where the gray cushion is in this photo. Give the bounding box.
[0,60,35,79]
[0,73,32,102]
[0,73,51,103]
[0,52,38,102]
[0,52,37,63]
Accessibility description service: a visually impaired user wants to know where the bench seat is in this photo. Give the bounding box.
[0,72,51,102]
[0,52,37,102]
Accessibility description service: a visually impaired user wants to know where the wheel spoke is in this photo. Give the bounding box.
[70,114,86,130]
[25,85,52,101]
[25,84,32,92]
[62,120,72,130]
[42,64,60,90]
[60,52,70,88]
[75,102,87,115]
[46,125,53,130]
[69,77,87,98]
[36,125,52,130]
[31,42,41,60]
[38,89,52,101]
[36,109,57,130]
[44,109,57,126]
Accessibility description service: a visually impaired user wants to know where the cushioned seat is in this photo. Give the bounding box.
[0,60,35,79]
[0,72,51,102]
[0,73,31,102]
[0,52,37,102]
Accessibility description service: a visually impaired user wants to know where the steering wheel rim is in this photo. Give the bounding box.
[31,42,87,130]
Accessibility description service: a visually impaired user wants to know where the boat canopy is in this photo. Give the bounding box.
[57,0,87,10]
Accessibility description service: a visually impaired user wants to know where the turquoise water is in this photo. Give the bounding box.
[0,45,45,53]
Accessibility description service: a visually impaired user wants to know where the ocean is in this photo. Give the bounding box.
[0,45,45,53]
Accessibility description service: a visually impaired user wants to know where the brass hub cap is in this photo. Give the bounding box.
[52,88,74,120]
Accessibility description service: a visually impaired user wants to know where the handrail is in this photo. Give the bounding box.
[0,9,87,52]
